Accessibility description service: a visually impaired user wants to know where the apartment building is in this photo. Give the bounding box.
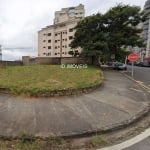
[38,4,85,57]
[143,0,150,57]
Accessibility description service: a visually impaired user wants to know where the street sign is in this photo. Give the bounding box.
[128,53,139,62]
[128,53,139,78]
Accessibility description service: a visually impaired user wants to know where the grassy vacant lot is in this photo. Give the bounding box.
[0,135,109,150]
[0,65,103,96]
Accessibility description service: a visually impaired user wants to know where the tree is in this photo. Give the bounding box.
[70,4,146,64]
[104,4,145,60]
[70,13,109,64]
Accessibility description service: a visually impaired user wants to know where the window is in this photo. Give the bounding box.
[43,52,45,55]
[55,53,57,55]
[69,12,75,17]
[65,45,67,48]
[68,44,71,47]
[65,39,67,41]
[55,40,57,43]
[69,36,73,40]
[48,33,51,36]
[43,40,46,42]
[43,33,46,36]
[47,53,51,56]
[43,46,46,48]
[48,40,51,43]
[48,46,51,49]
[55,33,57,36]
[55,46,57,49]
[59,24,66,27]
[69,28,73,32]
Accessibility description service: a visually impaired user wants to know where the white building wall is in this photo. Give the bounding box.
[38,4,84,58]
[143,0,150,57]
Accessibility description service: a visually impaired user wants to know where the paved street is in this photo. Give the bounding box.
[123,136,150,150]
[99,128,150,150]
[126,65,150,86]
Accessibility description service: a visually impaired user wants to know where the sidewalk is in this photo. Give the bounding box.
[0,71,149,138]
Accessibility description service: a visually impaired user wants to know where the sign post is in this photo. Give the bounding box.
[128,53,139,78]
[131,61,134,77]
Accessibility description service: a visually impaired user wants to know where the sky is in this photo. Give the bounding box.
[0,0,146,60]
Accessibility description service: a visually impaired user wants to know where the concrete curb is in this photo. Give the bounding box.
[0,82,103,98]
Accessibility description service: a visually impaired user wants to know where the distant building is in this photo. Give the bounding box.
[38,4,85,57]
[143,0,150,57]
[0,45,2,61]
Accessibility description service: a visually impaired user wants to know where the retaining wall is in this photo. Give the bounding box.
[22,56,92,65]
[0,61,22,66]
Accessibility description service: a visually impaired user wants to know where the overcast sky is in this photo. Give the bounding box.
[0,0,146,60]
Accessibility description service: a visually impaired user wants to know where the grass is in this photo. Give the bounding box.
[0,135,109,150]
[0,138,69,150]
[0,65,103,96]
[89,135,109,147]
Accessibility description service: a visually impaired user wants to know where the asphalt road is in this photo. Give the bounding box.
[123,136,150,150]
[123,65,150,150]
[126,65,150,86]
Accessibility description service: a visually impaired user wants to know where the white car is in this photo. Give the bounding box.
[113,62,127,70]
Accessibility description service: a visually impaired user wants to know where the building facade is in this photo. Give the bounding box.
[38,4,84,57]
[143,0,150,57]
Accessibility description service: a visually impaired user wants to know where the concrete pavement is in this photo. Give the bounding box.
[0,71,149,138]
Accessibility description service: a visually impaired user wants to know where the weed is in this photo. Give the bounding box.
[89,135,109,147]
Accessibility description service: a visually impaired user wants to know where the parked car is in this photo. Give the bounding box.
[113,62,127,70]
[143,57,150,67]
[135,62,144,67]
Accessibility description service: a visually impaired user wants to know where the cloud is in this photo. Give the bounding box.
[2,48,37,61]
[0,0,146,60]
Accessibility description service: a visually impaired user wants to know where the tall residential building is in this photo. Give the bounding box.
[38,4,85,57]
[0,45,2,61]
[143,0,150,57]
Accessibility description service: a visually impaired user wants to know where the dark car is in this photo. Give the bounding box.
[113,62,127,70]
[136,62,144,67]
